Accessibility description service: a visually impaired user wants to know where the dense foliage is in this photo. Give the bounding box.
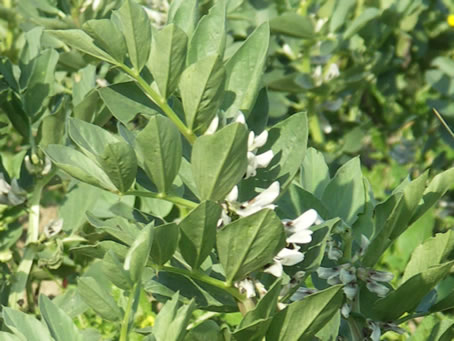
[2,0,454,340]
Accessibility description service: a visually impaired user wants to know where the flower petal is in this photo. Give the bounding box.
[255,150,274,168]
[277,248,304,266]
[264,260,283,277]
[248,181,280,209]
[286,230,313,244]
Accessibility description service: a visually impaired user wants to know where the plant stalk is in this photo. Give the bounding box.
[119,282,140,341]
[119,65,196,144]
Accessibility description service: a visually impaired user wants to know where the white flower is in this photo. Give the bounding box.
[290,287,317,301]
[315,18,328,32]
[234,278,256,298]
[283,209,321,244]
[0,174,26,206]
[366,281,390,298]
[234,110,246,124]
[245,130,274,179]
[343,282,358,300]
[341,302,351,318]
[369,321,381,341]
[204,115,219,135]
[231,181,280,217]
[44,219,64,239]
[0,173,11,194]
[325,63,340,81]
[265,247,304,278]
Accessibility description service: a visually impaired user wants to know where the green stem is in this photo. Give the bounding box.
[119,282,140,341]
[125,190,198,209]
[161,266,245,302]
[8,170,56,309]
[119,65,196,144]
[187,311,220,330]
[347,317,363,341]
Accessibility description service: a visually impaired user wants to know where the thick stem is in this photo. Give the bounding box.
[119,65,196,144]
[125,190,197,209]
[119,282,140,341]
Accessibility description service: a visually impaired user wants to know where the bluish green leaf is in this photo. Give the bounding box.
[187,0,226,65]
[179,55,225,135]
[39,295,83,341]
[102,250,133,290]
[167,0,198,37]
[124,224,153,282]
[300,147,330,199]
[135,115,182,193]
[191,122,248,201]
[321,157,365,226]
[222,22,269,117]
[343,8,381,39]
[78,276,123,321]
[2,307,53,341]
[217,209,285,283]
[178,201,221,269]
[112,0,151,72]
[83,19,127,62]
[150,223,179,266]
[266,285,343,341]
[149,24,188,98]
[270,12,314,39]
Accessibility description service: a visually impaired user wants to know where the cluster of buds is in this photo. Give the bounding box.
[317,264,394,316]
[143,0,169,27]
[367,320,405,341]
[0,173,26,206]
[24,154,52,176]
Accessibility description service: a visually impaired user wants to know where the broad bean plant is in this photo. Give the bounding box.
[1,0,454,340]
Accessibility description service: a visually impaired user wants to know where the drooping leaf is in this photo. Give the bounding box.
[191,122,248,201]
[47,29,117,64]
[178,201,221,269]
[179,55,225,134]
[135,115,182,193]
[112,0,151,72]
[216,209,285,283]
[44,145,116,192]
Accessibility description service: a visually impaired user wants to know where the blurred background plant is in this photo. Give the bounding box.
[2,0,454,340]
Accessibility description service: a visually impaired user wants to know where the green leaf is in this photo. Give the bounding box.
[112,0,151,72]
[266,285,343,341]
[68,117,119,159]
[344,8,381,39]
[216,209,285,283]
[150,222,179,266]
[152,292,195,341]
[135,115,182,193]
[47,29,117,64]
[372,262,454,321]
[185,321,223,341]
[149,24,188,98]
[1,93,30,139]
[0,332,22,341]
[98,81,161,123]
[191,122,248,201]
[329,0,356,32]
[83,19,127,63]
[187,0,226,65]
[0,57,19,92]
[78,276,123,321]
[411,168,454,224]
[102,250,133,290]
[124,224,153,282]
[222,22,269,117]
[270,12,314,39]
[402,230,454,283]
[44,145,116,192]
[261,113,309,189]
[39,295,83,341]
[167,0,198,37]
[321,157,365,226]
[2,307,53,341]
[178,201,222,269]
[39,98,67,147]
[179,55,225,135]
[96,141,137,193]
[300,147,330,199]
